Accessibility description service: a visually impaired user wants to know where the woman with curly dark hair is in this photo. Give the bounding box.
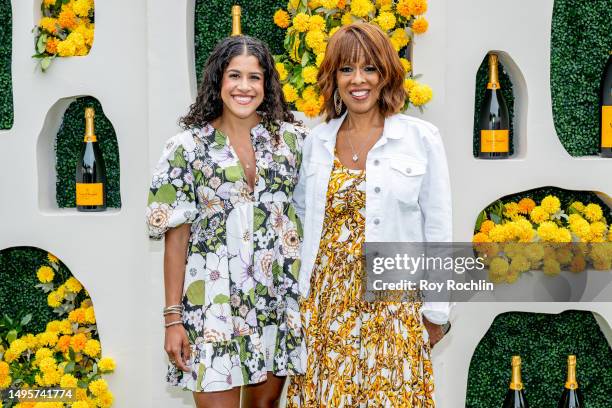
[146,35,307,408]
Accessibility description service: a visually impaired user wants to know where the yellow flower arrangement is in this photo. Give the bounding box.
[474,195,611,284]
[273,0,431,117]
[34,0,95,71]
[0,254,116,405]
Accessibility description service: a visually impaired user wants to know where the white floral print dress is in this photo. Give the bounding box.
[146,120,307,392]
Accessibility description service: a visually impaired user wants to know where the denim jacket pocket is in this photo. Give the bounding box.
[389,157,426,206]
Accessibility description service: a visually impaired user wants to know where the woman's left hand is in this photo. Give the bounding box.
[423,316,446,348]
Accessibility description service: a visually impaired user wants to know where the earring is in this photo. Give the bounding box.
[334,89,343,116]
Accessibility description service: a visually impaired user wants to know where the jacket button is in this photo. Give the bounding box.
[374,187,381,193]
[406,167,412,174]
[373,159,380,166]
[373,218,380,225]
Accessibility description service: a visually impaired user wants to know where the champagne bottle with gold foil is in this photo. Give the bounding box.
[231,5,242,36]
[76,107,107,211]
[501,356,529,408]
[557,355,584,408]
[600,51,612,157]
[479,53,510,159]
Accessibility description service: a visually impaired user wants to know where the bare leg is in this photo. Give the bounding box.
[193,388,241,408]
[241,373,286,408]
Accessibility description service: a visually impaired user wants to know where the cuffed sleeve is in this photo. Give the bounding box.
[419,126,453,324]
[146,132,199,240]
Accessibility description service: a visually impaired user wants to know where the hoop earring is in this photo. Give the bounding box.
[334,89,343,116]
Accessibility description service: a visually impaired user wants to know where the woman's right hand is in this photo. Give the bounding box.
[164,323,191,372]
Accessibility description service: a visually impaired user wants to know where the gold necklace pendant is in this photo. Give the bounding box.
[352,154,359,162]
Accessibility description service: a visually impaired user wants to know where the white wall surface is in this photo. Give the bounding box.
[0,0,609,407]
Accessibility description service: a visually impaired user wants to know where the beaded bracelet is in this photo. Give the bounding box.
[164,320,183,328]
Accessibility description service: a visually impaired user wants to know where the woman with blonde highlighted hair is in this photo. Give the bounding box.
[287,23,452,407]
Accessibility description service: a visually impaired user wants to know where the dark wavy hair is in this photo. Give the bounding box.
[179,35,295,139]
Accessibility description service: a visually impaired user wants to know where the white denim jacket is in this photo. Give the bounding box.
[293,112,453,325]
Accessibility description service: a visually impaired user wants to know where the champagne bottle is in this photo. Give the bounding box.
[479,53,510,159]
[231,5,242,36]
[600,51,612,157]
[557,355,584,408]
[75,107,107,212]
[501,356,529,408]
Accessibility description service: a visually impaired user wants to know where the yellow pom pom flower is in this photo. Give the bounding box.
[316,53,325,67]
[569,201,585,212]
[58,9,78,29]
[529,206,549,224]
[275,62,288,81]
[350,0,374,17]
[411,17,429,34]
[282,84,298,103]
[503,202,520,218]
[409,83,433,106]
[305,30,327,54]
[583,203,603,222]
[88,379,109,397]
[518,198,536,214]
[99,357,116,372]
[84,339,101,357]
[70,333,87,353]
[39,17,58,34]
[543,257,561,276]
[274,9,291,28]
[96,391,114,408]
[396,0,411,17]
[302,66,319,84]
[73,0,92,17]
[341,13,354,26]
[302,98,322,118]
[65,277,83,293]
[403,78,416,93]
[293,13,310,32]
[37,265,55,283]
[60,374,78,388]
[489,257,509,283]
[308,15,326,31]
[399,58,412,73]
[47,291,62,308]
[541,195,561,214]
[57,40,77,57]
[479,220,495,234]
[320,0,339,8]
[390,28,409,51]
[376,11,396,31]
[407,0,428,15]
[472,232,491,243]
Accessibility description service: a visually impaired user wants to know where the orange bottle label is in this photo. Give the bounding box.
[602,106,612,148]
[480,129,509,153]
[76,183,103,206]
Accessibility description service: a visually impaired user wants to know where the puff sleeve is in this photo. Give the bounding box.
[146,131,199,240]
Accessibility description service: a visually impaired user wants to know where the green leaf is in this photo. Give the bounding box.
[253,207,266,231]
[186,281,205,306]
[290,260,301,280]
[224,166,243,182]
[6,329,17,343]
[36,33,47,54]
[64,361,76,373]
[475,210,488,232]
[490,213,501,224]
[153,183,177,205]
[256,284,268,296]
[169,146,186,168]
[213,294,229,304]
[41,57,52,72]
[147,190,155,205]
[301,50,310,67]
[283,131,297,152]
[20,314,32,326]
[214,130,226,146]
[272,262,282,279]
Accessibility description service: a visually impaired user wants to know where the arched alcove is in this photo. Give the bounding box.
[0,0,13,130]
[37,96,121,214]
[472,50,528,159]
[551,0,611,157]
[465,310,612,408]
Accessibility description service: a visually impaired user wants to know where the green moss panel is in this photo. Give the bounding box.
[194,0,286,82]
[551,0,612,156]
[473,54,515,157]
[0,0,13,130]
[55,96,121,208]
[466,310,612,408]
[0,247,66,334]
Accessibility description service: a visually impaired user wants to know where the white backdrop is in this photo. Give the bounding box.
[0,0,610,406]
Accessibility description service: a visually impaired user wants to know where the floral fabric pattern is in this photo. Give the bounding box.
[146,121,307,392]
[287,157,435,407]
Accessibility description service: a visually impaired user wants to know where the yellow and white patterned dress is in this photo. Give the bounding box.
[287,157,435,408]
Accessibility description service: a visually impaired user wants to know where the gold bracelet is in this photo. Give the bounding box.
[164,320,183,328]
